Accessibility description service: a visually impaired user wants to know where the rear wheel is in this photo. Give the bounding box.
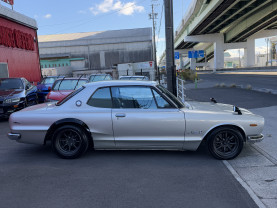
[52,125,89,159]
[207,127,244,160]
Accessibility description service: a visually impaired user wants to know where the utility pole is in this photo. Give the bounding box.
[149,2,158,82]
[164,0,176,95]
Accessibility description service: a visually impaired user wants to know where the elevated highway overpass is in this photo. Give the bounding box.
[159,0,277,71]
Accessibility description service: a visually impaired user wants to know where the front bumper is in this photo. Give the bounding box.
[0,102,25,118]
[8,133,21,141]
[247,134,264,143]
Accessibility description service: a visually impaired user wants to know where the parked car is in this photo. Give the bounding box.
[88,74,112,82]
[37,76,64,103]
[119,76,149,81]
[45,77,88,102]
[0,78,38,118]
[8,81,264,159]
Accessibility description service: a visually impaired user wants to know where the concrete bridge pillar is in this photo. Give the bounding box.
[180,54,184,69]
[184,33,224,72]
[214,40,224,71]
[244,39,255,67]
[190,57,196,70]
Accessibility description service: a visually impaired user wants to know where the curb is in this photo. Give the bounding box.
[222,160,266,208]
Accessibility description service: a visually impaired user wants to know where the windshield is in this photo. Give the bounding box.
[53,79,87,91]
[41,77,57,84]
[0,78,24,90]
[156,85,184,108]
[89,75,111,82]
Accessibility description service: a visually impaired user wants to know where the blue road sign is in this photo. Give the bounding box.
[174,52,180,59]
[188,50,205,58]
[199,50,205,58]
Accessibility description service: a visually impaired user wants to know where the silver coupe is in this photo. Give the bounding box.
[8,81,264,159]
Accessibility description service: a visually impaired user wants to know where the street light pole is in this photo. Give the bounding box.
[164,0,176,95]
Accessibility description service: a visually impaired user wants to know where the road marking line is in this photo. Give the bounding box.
[223,160,266,208]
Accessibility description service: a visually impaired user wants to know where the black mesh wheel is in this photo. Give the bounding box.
[207,127,244,160]
[52,125,89,159]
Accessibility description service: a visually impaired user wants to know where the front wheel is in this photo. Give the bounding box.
[52,125,89,159]
[207,127,244,160]
[26,96,38,106]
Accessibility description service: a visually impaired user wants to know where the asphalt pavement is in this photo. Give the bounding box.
[198,71,277,92]
[184,83,277,208]
[0,119,257,208]
[185,87,277,109]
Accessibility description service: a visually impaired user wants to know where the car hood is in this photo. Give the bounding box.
[185,101,253,115]
[0,89,24,100]
[47,90,72,101]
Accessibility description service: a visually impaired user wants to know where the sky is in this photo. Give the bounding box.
[6,0,189,60]
[3,0,270,60]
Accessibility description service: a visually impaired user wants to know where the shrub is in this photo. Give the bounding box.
[179,69,198,81]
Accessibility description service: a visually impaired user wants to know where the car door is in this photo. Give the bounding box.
[111,86,185,149]
[86,87,115,149]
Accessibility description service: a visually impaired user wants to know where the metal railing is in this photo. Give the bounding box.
[177,77,186,102]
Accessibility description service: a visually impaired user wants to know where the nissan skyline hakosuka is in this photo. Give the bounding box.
[8,81,264,159]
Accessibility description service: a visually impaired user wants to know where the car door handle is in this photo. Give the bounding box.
[115,113,126,118]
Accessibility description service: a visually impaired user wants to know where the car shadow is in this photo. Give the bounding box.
[2,142,216,166]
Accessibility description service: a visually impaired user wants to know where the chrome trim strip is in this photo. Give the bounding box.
[247,134,264,143]
[7,133,21,141]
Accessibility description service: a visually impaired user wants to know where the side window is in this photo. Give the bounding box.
[87,87,112,108]
[152,89,172,108]
[111,86,157,109]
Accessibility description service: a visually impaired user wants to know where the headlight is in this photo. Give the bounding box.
[4,98,21,104]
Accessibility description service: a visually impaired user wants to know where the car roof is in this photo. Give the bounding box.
[43,76,65,78]
[89,74,111,76]
[55,78,88,81]
[120,76,147,78]
[0,77,22,79]
[84,80,156,88]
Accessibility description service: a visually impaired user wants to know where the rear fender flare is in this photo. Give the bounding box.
[44,118,92,145]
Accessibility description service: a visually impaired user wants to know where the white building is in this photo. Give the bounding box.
[38,27,153,78]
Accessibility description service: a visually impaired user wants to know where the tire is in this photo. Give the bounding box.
[26,96,38,106]
[207,127,244,160]
[52,125,89,159]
